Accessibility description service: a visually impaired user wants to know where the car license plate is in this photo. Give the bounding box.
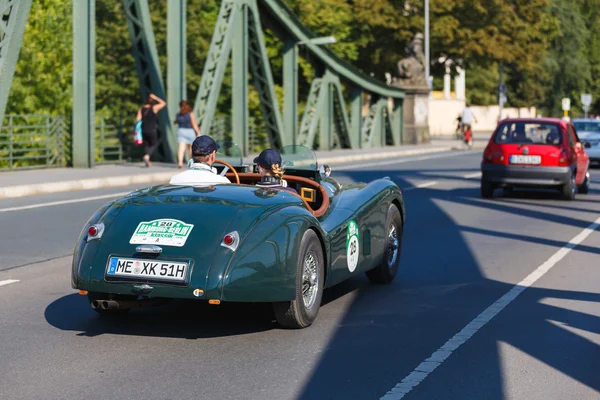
[509,155,541,165]
[107,257,187,282]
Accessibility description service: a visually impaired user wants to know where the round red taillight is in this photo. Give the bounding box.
[223,234,234,246]
[88,226,98,236]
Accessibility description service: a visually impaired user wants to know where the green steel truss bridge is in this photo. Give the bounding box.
[0,0,405,167]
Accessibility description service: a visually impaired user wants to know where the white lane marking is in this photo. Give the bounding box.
[0,279,20,287]
[0,192,131,213]
[381,216,600,400]
[403,181,439,192]
[337,151,473,171]
[463,172,482,178]
[0,152,472,212]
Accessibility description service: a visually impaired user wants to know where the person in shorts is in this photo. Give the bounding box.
[174,100,201,168]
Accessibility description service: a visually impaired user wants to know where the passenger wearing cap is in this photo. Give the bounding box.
[254,149,298,194]
[169,136,231,186]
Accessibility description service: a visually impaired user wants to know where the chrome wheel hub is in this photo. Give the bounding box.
[302,252,319,308]
[387,225,399,268]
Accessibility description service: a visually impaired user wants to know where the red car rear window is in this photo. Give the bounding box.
[494,122,562,145]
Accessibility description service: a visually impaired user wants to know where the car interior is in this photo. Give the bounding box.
[495,123,562,145]
[214,161,330,218]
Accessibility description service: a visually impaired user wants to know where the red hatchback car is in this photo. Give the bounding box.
[481,118,590,200]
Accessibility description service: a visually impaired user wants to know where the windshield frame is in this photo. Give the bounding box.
[280,145,319,171]
[214,140,243,167]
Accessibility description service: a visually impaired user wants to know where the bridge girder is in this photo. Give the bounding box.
[2,0,407,168]
[193,0,406,154]
[123,0,176,163]
[0,0,33,128]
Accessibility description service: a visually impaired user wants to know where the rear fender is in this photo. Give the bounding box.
[220,208,325,302]
[71,199,126,289]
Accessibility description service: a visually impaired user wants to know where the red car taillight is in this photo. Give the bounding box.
[88,226,98,236]
[220,231,240,251]
[483,146,504,164]
[86,223,105,242]
[482,146,493,163]
[558,149,570,166]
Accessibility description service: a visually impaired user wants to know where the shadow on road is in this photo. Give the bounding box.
[45,294,275,338]
[43,161,600,399]
[295,167,600,399]
[45,282,360,339]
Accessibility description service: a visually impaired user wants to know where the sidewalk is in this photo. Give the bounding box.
[430,132,492,148]
[0,143,468,199]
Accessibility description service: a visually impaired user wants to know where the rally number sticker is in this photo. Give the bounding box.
[129,219,194,247]
[346,220,360,272]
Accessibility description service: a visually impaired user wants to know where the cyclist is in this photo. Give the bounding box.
[461,103,478,148]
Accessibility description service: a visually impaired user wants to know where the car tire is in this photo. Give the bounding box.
[366,204,403,284]
[273,229,324,329]
[561,171,576,200]
[481,180,494,198]
[87,292,130,316]
[502,186,513,196]
[578,171,590,194]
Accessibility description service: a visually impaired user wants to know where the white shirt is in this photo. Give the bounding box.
[169,163,231,186]
[462,107,474,124]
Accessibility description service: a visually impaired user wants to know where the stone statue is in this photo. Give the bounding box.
[392,33,428,87]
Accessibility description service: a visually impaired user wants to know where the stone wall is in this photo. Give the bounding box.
[428,98,537,136]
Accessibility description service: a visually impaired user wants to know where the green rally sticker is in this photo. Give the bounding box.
[346,220,360,272]
[129,219,194,247]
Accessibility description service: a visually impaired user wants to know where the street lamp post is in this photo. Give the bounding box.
[425,0,430,88]
[499,62,505,121]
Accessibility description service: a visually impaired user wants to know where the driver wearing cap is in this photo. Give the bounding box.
[169,135,231,186]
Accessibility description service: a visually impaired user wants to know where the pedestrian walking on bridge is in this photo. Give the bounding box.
[174,100,201,168]
[136,93,166,167]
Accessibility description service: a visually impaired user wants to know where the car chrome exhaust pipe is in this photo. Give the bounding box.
[92,298,164,311]
[100,300,120,310]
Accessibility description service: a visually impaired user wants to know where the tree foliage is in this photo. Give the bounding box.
[6,0,600,122]
[7,0,72,116]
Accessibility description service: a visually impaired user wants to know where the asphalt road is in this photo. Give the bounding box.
[0,151,599,400]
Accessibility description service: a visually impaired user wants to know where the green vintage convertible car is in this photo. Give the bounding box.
[71,145,405,328]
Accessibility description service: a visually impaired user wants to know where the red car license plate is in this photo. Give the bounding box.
[509,155,541,164]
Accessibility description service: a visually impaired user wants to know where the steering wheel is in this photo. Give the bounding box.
[214,159,240,184]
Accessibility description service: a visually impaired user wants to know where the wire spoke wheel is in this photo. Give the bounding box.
[366,204,403,284]
[273,230,324,329]
[387,225,399,269]
[302,252,319,309]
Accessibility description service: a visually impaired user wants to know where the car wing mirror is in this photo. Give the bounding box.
[583,141,592,149]
[319,164,331,179]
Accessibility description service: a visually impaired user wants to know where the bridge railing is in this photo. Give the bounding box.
[0,114,273,171]
[0,115,69,170]
[0,115,131,170]
[95,116,126,165]
[94,115,270,165]
[210,116,268,154]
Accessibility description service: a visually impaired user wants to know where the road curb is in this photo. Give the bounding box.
[450,145,487,151]
[316,147,453,165]
[0,172,175,199]
[0,146,456,199]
